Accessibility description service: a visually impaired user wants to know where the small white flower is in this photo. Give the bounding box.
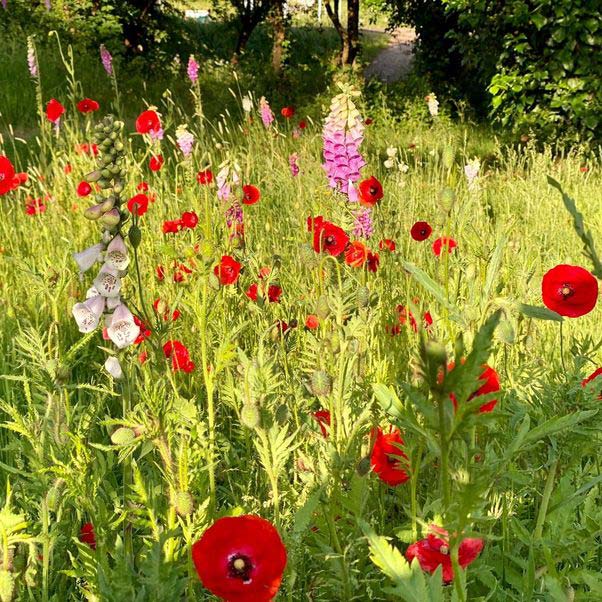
[104,356,123,379]
[384,158,395,170]
[386,146,397,158]
[464,158,481,190]
[106,304,140,349]
[104,236,130,271]
[72,296,105,333]
[426,93,439,117]
[399,162,409,173]
[94,266,122,298]
[242,95,253,113]
[73,243,104,273]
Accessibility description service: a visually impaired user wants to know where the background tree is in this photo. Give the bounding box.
[324,0,360,65]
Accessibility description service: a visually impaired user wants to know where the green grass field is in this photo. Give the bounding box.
[0,17,601,602]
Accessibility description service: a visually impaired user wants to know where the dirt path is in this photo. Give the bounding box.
[364,27,416,84]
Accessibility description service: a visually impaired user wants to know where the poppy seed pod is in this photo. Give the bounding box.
[357,286,370,308]
[241,403,261,429]
[316,295,330,319]
[174,491,194,517]
[111,427,136,445]
[310,370,332,396]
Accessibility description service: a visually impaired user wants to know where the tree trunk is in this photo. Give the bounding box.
[270,0,286,73]
[346,0,360,64]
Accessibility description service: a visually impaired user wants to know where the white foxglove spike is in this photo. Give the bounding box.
[104,356,123,379]
[94,265,122,298]
[73,243,104,273]
[107,304,140,349]
[72,296,105,333]
[105,235,130,271]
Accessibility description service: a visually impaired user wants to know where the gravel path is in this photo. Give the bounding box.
[364,28,416,84]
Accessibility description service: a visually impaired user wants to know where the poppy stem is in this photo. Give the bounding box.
[559,321,568,379]
[534,456,558,541]
[436,393,451,511]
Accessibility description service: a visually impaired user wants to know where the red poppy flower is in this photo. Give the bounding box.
[79,522,97,550]
[76,143,99,156]
[127,193,149,216]
[153,298,180,322]
[173,262,193,283]
[242,185,260,205]
[358,176,383,207]
[149,155,164,172]
[582,368,602,399]
[77,98,99,113]
[247,282,281,303]
[77,181,92,197]
[405,528,483,583]
[447,361,500,413]
[214,255,242,285]
[397,305,432,333]
[432,237,457,257]
[379,239,396,252]
[181,211,199,229]
[246,283,259,301]
[134,316,152,345]
[311,218,349,257]
[46,98,65,123]
[280,106,295,119]
[370,426,409,486]
[192,514,287,602]
[411,221,432,241]
[0,156,16,196]
[313,409,331,438]
[163,340,195,373]
[298,120,307,130]
[345,241,368,268]
[137,181,149,192]
[541,264,598,318]
[365,118,374,126]
[305,314,319,329]
[162,220,182,234]
[367,251,380,272]
[156,265,166,281]
[135,109,161,135]
[25,197,46,215]
[197,169,213,185]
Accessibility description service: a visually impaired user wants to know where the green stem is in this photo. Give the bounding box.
[559,321,568,379]
[534,457,558,541]
[437,393,451,511]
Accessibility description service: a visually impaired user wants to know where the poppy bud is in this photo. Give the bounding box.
[198,240,214,260]
[99,208,120,228]
[46,478,66,512]
[111,426,136,445]
[310,370,332,396]
[174,491,194,517]
[423,341,448,392]
[275,403,289,425]
[0,570,14,602]
[86,170,102,182]
[316,295,330,320]
[129,225,142,249]
[208,272,221,290]
[442,145,455,169]
[439,187,456,207]
[329,332,341,354]
[356,456,371,476]
[357,286,370,308]
[241,403,260,429]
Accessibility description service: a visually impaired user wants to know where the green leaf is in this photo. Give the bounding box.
[515,303,563,322]
[522,410,597,446]
[373,384,404,419]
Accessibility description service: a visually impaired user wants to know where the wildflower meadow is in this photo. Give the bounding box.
[0,2,602,601]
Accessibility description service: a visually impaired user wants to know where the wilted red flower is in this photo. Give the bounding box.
[162,219,182,234]
[192,514,287,602]
[156,265,166,281]
[242,185,260,205]
[345,241,368,268]
[364,117,374,126]
[153,298,181,322]
[311,218,349,257]
[367,251,380,272]
[582,367,602,399]
[358,176,383,207]
[246,281,281,303]
[411,221,432,241]
[137,181,149,192]
[197,169,213,185]
[134,316,152,345]
[405,528,484,583]
[281,106,295,119]
[173,263,193,283]
[25,197,46,215]
[379,239,396,252]
[214,255,242,285]
[432,236,457,256]
[163,340,195,373]
[79,522,97,550]
[397,304,432,333]
[149,155,164,172]
[77,98,99,113]
[181,211,199,229]
[127,193,149,216]
[305,314,319,329]
[298,120,307,130]
[313,409,331,438]
[76,143,98,156]
[370,426,409,486]
[46,98,65,123]
[0,156,16,196]
[135,109,161,135]
[77,181,92,197]
[541,264,598,318]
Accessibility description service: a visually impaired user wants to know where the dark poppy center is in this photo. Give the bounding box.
[419,228,427,236]
[228,554,253,582]
[560,283,574,299]
[325,235,335,246]
[369,186,378,196]
[0,174,4,182]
